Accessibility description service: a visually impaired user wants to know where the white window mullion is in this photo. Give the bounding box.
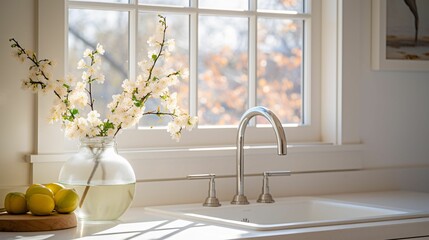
[129,2,138,129]
[248,0,257,126]
[68,1,132,11]
[129,6,137,85]
[303,17,310,127]
[248,19,257,109]
[189,0,198,118]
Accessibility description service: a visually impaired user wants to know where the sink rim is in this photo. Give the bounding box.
[145,196,429,231]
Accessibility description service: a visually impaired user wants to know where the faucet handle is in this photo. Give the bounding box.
[257,171,291,203]
[187,174,221,207]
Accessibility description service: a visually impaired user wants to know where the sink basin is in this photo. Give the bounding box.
[146,197,428,231]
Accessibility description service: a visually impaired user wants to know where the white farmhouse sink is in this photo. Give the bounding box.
[145,197,428,231]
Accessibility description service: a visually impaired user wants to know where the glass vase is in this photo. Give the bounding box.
[58,137,136,221]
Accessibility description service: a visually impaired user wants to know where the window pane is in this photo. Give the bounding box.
[199,0,247,10]
[68,9,129,119]
[257,18,303,124]
[139,0,189,7]
[258,0,304,13]
[198,16,248,126]
[138,13,190,127]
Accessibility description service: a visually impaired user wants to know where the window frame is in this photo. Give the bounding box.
[32,0,364,186]
[37,0,323,153]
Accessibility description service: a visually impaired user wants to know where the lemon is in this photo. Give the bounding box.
[44,182,65,195]
[27,194,55,216]
[4,192,28,214]
[25,184,54,201]
[54,188,79,214]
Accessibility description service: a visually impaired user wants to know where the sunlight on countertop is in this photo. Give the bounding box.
[77,219,249,240]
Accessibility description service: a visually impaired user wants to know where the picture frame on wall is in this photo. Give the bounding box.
[372,0,429,71]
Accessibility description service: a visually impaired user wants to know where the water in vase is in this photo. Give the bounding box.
[65,183,135,220]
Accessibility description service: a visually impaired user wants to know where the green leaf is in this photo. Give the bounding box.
[71,108,79,115]
[134,100,142,107]
[103,121,114,130]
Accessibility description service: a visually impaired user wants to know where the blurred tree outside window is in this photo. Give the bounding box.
[68,0,308,129]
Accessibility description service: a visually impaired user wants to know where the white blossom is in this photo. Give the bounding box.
[69,89,88,108]
[87,110,102,126]
[26,49,35,59]
[64,74,76,86]
[147,36,158,47]
[53,84,68,98]
[147,49,158,60]
[92,55,102,65]
[181,68,189,80]
[81,71,89,81]
[149,80,167,97]
[170,131,181,142]
[167,121,181,135]
[87,127,99,138]
[166,39,175,52]
[77,59,86,69]
[64,121,79,139]
[96,43,105,55]
[42,81,55,94]
[121,79,135,93]
[187,116,198,130]
[75,81,86,91]
[138,60,151,72]
[48,102,66,124]
[87,66,97,76]
[83,49,92,57]
[39,61,50,72]
[162,92,177,112]
[12,49,26,62]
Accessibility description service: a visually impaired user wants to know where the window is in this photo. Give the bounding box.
[34,0,362,185]
[38,0,321,152]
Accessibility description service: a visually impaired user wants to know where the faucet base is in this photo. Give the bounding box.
[231,194,250,205]
[257,193,275,203]
[203,197,221,207]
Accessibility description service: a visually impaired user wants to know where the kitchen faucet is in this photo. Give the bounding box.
[231,106,287,205]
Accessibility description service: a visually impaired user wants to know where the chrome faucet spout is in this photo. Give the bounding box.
[231,106,287,205]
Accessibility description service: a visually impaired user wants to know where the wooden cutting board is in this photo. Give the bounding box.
[0,212,77,232]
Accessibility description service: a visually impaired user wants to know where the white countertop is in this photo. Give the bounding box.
[2,191,429,240]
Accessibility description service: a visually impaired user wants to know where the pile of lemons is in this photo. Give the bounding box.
[4,183,79,216]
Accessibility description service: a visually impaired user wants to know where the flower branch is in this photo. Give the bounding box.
[10,15,197,141]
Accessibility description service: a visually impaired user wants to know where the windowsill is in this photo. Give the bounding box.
[29,142,362,163]
[29,143,363,183]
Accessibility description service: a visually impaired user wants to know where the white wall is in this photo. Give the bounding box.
[349,0,429,169]
[343,0,429,191]
[1,0,429,207]
[0,0,35,189]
